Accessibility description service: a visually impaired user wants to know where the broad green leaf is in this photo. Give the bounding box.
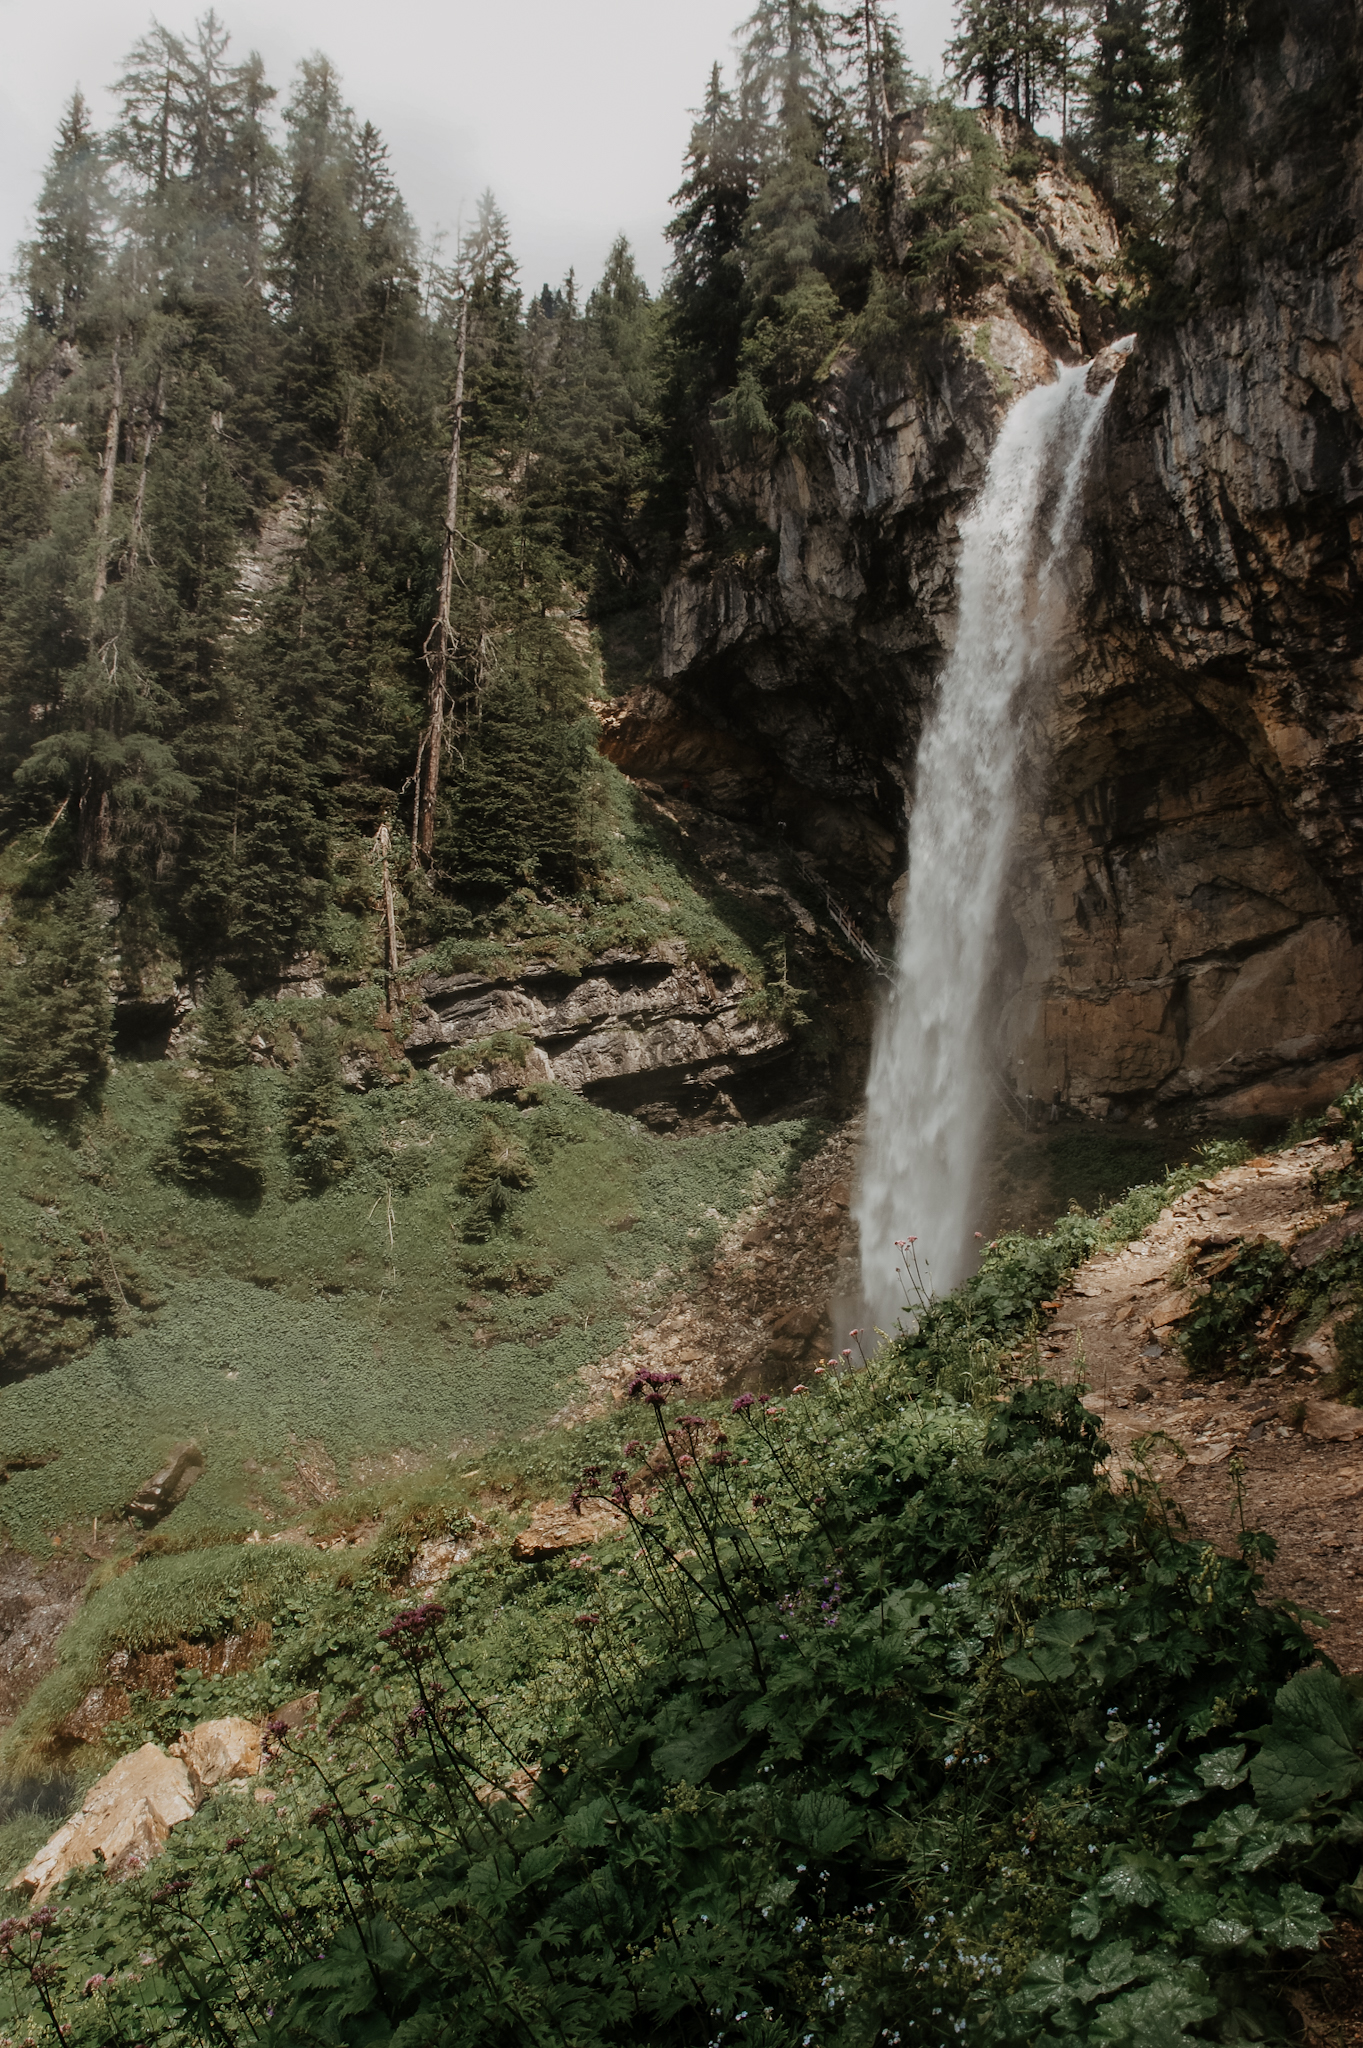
[1195,1745,1248,1790]
[653,1704,748,1784]
[1255,1881,1330,1950]
[1088,1973,1217,2045]
[1098,1861,1164,1908]
[1251,1666,1363,1817]
[1074,1939,1139,2001]
[1197,1917,1252,1950]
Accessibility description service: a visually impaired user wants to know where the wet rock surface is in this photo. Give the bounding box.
[636,2,1360,1125]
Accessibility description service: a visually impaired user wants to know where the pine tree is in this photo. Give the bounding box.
[947,0,1067,127]
[286,1025,351,1189]
[169,966,264,1195]
[0,875,112,1110]
[23,93,112,337]
[1074,0,1183,224]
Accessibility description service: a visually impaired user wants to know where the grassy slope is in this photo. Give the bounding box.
[0,1077,813,1549]
[0,770,826,1553]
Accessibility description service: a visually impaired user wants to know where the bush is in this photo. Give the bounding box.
[4,1367,1352,2046]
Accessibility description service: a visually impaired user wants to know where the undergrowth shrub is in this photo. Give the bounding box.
[4,1362,1356,2046]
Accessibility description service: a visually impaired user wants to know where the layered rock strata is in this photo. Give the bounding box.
[403,941,795,1129]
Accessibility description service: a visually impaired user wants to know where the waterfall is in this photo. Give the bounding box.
[855,360,1118,1330]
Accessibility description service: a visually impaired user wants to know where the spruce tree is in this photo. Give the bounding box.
[23,93,112,336]
[169,966,265,1195]
[286,1025,351,1189]
[0,876,112,1110]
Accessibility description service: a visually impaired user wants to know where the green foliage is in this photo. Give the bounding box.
[1178,1238,1290,1377]
[0,1066,811,1549]
[898,101,1003,311]
[4,1366,1354,2045]
[0,875,112,1110]
[457,1115,536,1241]
[284,1024,352,1190]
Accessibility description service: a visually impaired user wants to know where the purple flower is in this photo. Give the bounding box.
[731,1394,755,1414]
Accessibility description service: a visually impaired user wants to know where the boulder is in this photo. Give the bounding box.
[170,1717,262,1799]
[511,1500,624,1563]
[128,1444,204,1527]
[1303,1401,1363,1443]
[11,1743,196,1900]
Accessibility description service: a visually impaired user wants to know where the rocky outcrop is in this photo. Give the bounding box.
[12,1743,198,1899]
[13,1716,268,1901]
[631,1,1361,1126]
[1000,0,1363,1121]
[405,941,796,1129]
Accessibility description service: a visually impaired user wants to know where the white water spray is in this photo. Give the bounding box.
[855,360,1118,1330]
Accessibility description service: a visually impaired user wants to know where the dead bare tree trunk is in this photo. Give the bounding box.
[126,368,165,579]
[373,822,401,1001]
[414,295,469,863]
[92,341,123,604]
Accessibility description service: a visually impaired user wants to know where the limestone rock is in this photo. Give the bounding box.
[170,1717,262,1799]
[1303,1401,1363,1443]
[408,1535,478,1584]
[510,1501,624,1563]
[128,1444,204,1527]
[12,1744,196,1900]
[405,950,793,1127]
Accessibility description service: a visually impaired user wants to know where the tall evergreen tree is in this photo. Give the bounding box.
[0,875,112,1109]
[22,93,112,337]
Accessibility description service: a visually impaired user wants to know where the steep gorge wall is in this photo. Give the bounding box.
[1005,0,1363,1123]
[617,0,1362,1126]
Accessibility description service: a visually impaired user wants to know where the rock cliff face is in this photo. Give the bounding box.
[620,0,1362,1126]
[403,942,794,1130]
[1004,0,1363,1122]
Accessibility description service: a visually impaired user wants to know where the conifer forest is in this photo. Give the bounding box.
[2,0,1363,2042]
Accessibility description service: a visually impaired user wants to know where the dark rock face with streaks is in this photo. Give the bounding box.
[619,0,1362,1125]
[1003,0,1363,1121]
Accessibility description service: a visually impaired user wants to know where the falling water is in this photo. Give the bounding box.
[855,359,1120,1330]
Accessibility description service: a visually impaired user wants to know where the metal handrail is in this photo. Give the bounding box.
[792,852,893,982]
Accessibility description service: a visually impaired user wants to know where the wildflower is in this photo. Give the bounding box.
[622,1439,642,1457]
[751,1492,769,1507]
[731,1393,754,1413]
[378,1603,446,1645]
[308,1805,335,1829]
[224,1836,247,1853]
[573,1611,601,1628]
[792,1383,809,1394]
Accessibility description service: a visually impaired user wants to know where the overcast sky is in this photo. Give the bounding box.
[0,0,958,302]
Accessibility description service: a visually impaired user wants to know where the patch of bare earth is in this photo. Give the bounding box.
[1039,1135,1363,1673]
[564,1121,862,1417]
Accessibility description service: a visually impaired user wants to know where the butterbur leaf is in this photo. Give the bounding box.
[1255,1881,1330,1950]
[653,1703,748,1783]
[1004,1607,1096,1683]
[1250,1665,1363,1818]
[783,1790,864,1856]
[1087,1972,1217,2045]
[1074,1939,1140,2001]
[1195,1744,1248,1791]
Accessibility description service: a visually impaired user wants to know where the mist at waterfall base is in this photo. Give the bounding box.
[855,361,1119,1335]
